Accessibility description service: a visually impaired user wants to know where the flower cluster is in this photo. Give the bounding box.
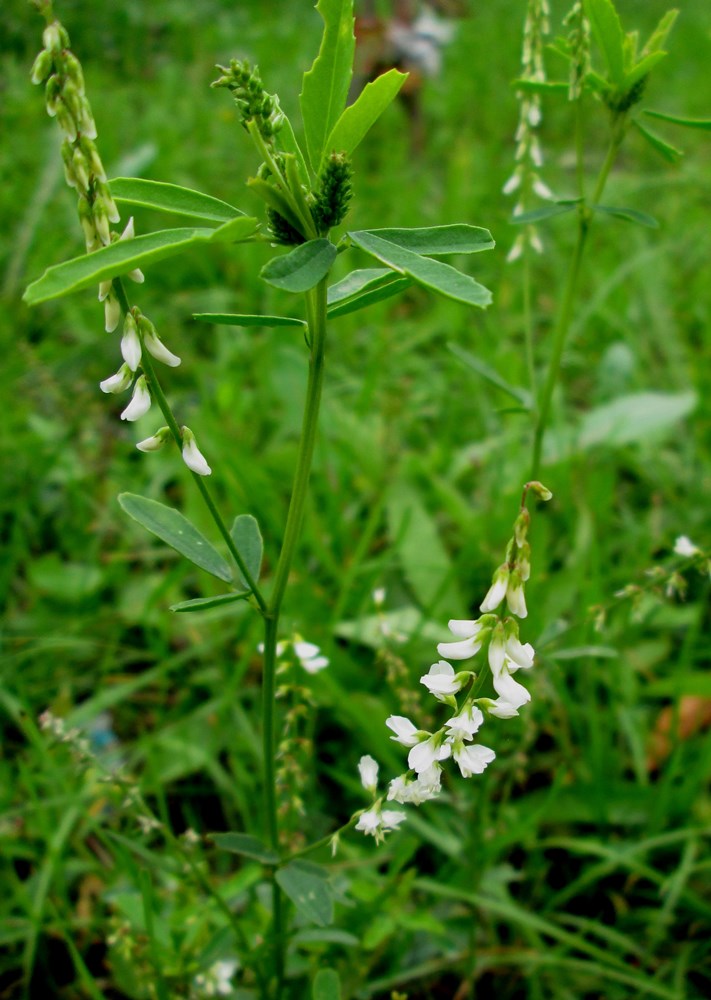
[354,755,406,844]
[357,482,552,839]
[504,0,552,263]
[211,60,284,141]
[30,5,210,479]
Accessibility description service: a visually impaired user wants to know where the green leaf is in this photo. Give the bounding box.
[24,224,257,305]
[276,861,334,927]
[632,119,684,163]
[587,0,626,88]
[622,51,666,92]
[313,969,341,1000]
[261,238,337,292]
[578,391,697,449]
[325,68,407,157]
[109,177,243,223]
[387,479,461,615]
[118,493,233,583]
[448,343,532,408]
[644,109,711,131]
[326,268,410,317]
[169,592,249,613]
[357,224,495,256]
[594,204,659,228]
[640,10,679,59]
[300,0,355,172]
[230,515,263,588]
[211,833,279,865]
[348,230,492,308]
[193,313,306,328]
[246,176,305,235]
[511,203,577,224]
[208,216,261,243]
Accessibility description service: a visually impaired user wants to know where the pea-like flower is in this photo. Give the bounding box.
[386,715,422,748]
[388,764,442,805]
[420,660,467,700]
[181,426,212,476]
[436,617,490,661]
[120,376,151,421]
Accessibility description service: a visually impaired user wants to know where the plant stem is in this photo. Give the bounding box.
[113,279,268,614]
[530,112,625,479]
[260,276,329,997]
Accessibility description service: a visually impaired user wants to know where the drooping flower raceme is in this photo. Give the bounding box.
[359,483,552,842]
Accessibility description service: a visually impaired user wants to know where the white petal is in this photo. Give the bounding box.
[454,743,496,777]
[674,535,699,557]
[487,698,520,719]
[447,618,483,638]
[301,655,329,674]
[121,325,142,372]
[294,641,320,660]
[355,810,381,835]
[505,636,535,670]
[144,330,181,368]
[436,637,482,661]
[386,715,420,747]
[493,671,531,709]
[480,571,509,612]
[120,377,151,421]
[104,294,121,333]
[408,736,441,774]
[380,810,406,831]
[488,635,506,677]
[358,755,379,793]
[182,437,212,476]
[99,364,132,394]
[506,581,528,618]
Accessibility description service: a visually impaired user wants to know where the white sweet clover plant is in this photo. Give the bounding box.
[356,481,553,839]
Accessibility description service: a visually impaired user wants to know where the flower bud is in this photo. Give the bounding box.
[181,427,211,476]
[514,509,530,547]
[136,426,170,453]
[60,140,78,189]
[55,100,77,141]
[77,195,96,248]
[99,363,132,394]
[79,136,106,181]
[480,565,510,613]
[44,75,61,117]
[42,24,63,54]
[506,569,527,619]
[92,201,111,245]
[30,49,54,86]
[120,376,151,421]
[525,480,553,502]
[63,51,85,92]
[516,541,531,582]
[104,292,121,333]
[72,147,90,191]
[121,313,142,371]
[143,329,181,368]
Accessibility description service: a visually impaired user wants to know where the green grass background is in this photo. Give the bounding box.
[1,0,710,997]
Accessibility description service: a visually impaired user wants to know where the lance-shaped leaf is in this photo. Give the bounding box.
[327,268,410,318]
[109,178,243,223]
[261,238,337,293]
[325,68,407,158]
[449,343,532,408]
[587,0,626,88]
[511,202,578,224]
[348,230,492,308]
[644,109,711,132]
[359,225,494,256]
[622,51,667,92]
[313,969,342,1000]
[193,313,306,328]
[170,592,250,613]
[300,0,355,172]
[24,222,258,305]
[230,514,263,588]
[594,204,659,228]
[632,119,684,163]
[118,493,233,583]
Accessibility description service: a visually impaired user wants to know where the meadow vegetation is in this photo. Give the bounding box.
[1,0,710,997]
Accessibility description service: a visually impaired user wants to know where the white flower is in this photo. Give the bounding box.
[144,329,181,368]
[293,640,329,673]
[121,315,142,372]
[437,618,488,660]
[453,743,496,777]
[408,733,451,774]
[444,705,484,742]
[506,571,528,618]
[181,426,212,477]
[120,376,151,421]
[480,566,510,612]
[358,755,379,794]
[194,958,238,997]
[420,660,465,700]
[492,670,531,709]
[119,218,145,283]
[356,807,406,843]
[99,363,132,394]
[533,177,553,200]
[503,171,521,195]
[372,587,386,606]
[386,715,421,747]
[98,280,112,302]
[388,764,442,805]
[136,426,169,452]
[484,697,521,719]
[505,634,535,670]
[506,235,524,263]
[104,292,121,333]
[674,535,700,557]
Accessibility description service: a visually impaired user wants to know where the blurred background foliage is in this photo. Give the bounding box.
[1,0,710,997]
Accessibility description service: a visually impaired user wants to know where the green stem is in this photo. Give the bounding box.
[284,814,358,862]
[113,280,268,614]
[530,112,625,479]
[260,276,329,997]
